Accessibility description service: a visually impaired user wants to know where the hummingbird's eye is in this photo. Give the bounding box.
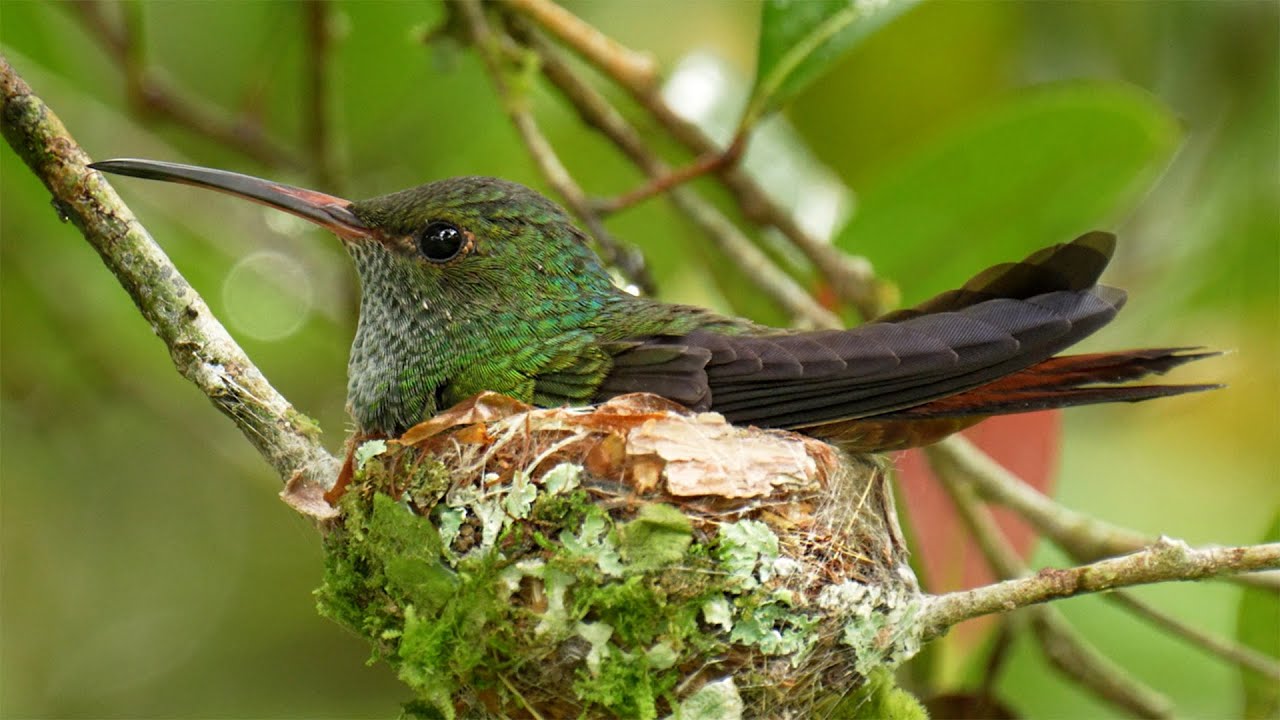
[415,222,469,263]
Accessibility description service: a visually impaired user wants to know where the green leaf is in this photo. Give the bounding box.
[836,82,1182,306]
[749,0,920,125]
[1237,509,1280,719]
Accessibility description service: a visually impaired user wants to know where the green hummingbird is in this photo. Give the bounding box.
[89,159,1217,451]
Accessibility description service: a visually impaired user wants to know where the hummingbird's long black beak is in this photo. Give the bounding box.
[89,159,373,240]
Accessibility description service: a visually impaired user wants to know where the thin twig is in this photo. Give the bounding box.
[68,0,301,169]
[934,467,1176,718]
[504,22,652,170]
[1107,591,1280,682]
[501,0,885,319]
[303,0,339,191]
[667,186,843,329]
[456,0,654,294]
[594,134,748,215]
[501,0,657,92]
[0,56,337,495]
[506,20,841,329]
[931,435,1280,592]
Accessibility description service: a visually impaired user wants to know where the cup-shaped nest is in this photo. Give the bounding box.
[287,393,924,719]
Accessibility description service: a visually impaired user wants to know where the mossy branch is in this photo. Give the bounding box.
[919,539,1280,642]
[0,55,338,491]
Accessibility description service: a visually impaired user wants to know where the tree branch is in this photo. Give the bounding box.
[501,0,657,92]
[934,456,1175,717]
[920,539,1280,641]
[930,435,1280,592]
[1108,590,1280,682]
[1029,606,1174,719]
[0,56,337,493]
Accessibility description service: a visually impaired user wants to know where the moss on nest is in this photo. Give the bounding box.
[312,393,926,719]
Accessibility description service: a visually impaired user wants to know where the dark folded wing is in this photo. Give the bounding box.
[594,232,1146,429]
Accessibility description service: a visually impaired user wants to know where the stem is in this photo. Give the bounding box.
[303,0,339,191]
[1108,591,1280,682]
[1030,606,1175,719]
[593,134,749,215]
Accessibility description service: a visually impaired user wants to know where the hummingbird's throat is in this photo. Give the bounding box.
[343,243,457,434]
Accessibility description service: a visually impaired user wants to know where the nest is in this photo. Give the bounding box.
[285,392,924,719]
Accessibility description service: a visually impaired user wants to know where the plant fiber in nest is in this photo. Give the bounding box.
[285,392,925,719]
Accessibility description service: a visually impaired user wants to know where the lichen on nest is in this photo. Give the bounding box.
[296,392,925,719]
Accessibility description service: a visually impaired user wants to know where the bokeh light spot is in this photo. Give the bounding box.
[221,251,314,341]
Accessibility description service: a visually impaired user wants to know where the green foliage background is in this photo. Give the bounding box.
[2,1,1276,717]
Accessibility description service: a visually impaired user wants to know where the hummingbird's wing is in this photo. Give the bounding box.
[591,232,1212,434]
[688,283,1123,428]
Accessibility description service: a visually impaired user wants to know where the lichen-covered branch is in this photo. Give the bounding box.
[934,454,1175,717]
[931,435,1280,592]
[0,55,338,491]
[919,540,1280,641]
[932,450,1280,715]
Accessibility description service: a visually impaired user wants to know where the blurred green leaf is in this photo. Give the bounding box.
[1236,510,1280,719]
[836,82,1181,304]
[749,0,920,127]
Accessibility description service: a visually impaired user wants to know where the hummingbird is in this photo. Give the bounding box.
[90,159,1217,452]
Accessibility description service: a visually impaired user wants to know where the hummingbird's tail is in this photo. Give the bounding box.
[877,347,1222,418]
[771,348,1221,452]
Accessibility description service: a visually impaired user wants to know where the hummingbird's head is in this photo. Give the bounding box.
[343,175,618,305]
[90,159,629,432]
[88,159,620,313]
